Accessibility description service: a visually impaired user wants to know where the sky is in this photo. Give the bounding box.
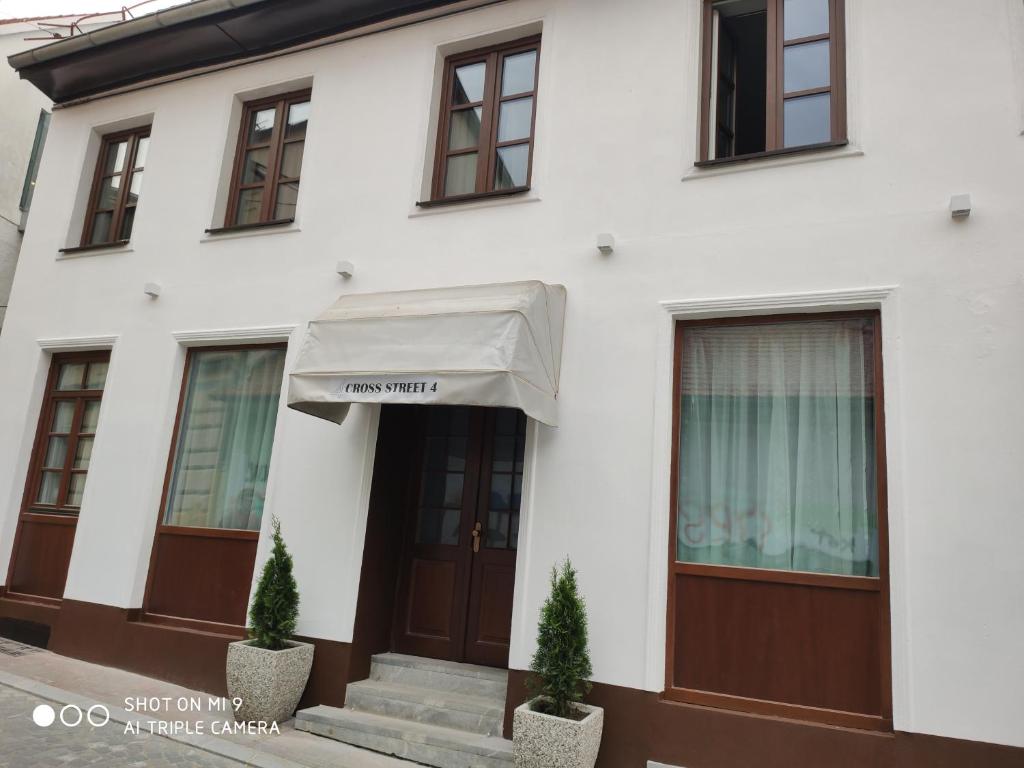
[0,0,192,21]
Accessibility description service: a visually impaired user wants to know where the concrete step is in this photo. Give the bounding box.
[345,679,505,737]
[295,705,513,768]
[370,653,508,700]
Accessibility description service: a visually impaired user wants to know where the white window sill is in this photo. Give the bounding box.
[682,144,864,182]
[56,244,134,260]
[408,192,541,218]
[200,223,301,243]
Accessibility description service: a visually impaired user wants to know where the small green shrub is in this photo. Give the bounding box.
[248,516,299,651]
[527,559,593,719]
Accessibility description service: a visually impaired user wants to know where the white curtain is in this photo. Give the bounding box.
[677,319,878,576]
[165,348,286,531]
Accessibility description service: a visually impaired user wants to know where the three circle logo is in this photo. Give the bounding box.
[32,703,110,728]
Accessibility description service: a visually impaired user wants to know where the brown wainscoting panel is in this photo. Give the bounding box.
[295,635,351,710]
[504,670,1024,768]
[672,571,882,717]
[472,562,514,646]
[7,516,77,600]
[146,530,258,626]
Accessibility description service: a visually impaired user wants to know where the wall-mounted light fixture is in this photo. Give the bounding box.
[336,260,355,279]
[596,233,615,255]
[950,194,972,219]
[143,282,162,298]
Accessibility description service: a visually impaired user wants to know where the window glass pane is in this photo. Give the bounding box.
[242,148,270,184]
[274,182,299,220]
[98,176,121,210]
[57,364,85,391]
[90,212,113,244]
[134,137,149,168]
[163,348,286,530]
[784,0,829,40]
[127,171,143,206]
[444,153,478,197]
[443,474,464,508]
[677,318,878,576]
[279,142,304,179]
[493,436,515,472]
[247,107,276,145]
[783,92,831,147]
[235,188,263,225]
[81,401,101,433]
[448,107,482,151]
[43,436,67,469]
[493,144,529,190]
[285,101,310,140]
[784,40,830,93]
[103,141,128,174]
[416,508,460,545]
[66,473,86,507]
[85,363,108,391]
[36,471,61,505]
[447,438,467,471]
[74,437,94,470]
[490,474,512,510]
[52,401,76,432]
[452,62,486,104]
[509,511,519,549]
[119,207,136,241]
[501,50,537,96]
[487,509,510,548]
[497,97,533,143]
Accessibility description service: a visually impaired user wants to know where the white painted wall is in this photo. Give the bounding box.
[0,0,1022,750]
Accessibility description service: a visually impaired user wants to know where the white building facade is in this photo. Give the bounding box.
[1,1,1023,766]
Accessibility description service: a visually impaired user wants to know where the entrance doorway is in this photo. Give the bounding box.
[391,406,526,668]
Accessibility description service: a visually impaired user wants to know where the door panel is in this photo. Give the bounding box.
[393,407,525,667]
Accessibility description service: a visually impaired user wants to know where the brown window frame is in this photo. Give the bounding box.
[141,343,286,634]
[664,310,891,731]
[698,0,847,165]
[224,89,311,228]
[430,36,541,203]
[81,126,149,246]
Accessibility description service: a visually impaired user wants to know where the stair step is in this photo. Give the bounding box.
[370,653,508,699]
[295,706,513,768]
[346,679,505,736]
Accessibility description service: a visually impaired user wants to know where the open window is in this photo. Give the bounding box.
[81,126,149,246]
[699,0,846,163]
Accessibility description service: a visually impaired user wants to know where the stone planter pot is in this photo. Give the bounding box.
[226,639,314,724]
[513,697,604,768]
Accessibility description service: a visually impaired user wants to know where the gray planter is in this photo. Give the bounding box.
[513,698,604,768]
[226,639,314,724]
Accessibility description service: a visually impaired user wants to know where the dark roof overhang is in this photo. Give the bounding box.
[9,0,478,105]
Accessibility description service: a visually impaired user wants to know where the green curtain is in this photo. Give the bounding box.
[165,348,286,531]
[677,319,878,576]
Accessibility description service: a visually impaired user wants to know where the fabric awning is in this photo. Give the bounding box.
[288,281,567,426]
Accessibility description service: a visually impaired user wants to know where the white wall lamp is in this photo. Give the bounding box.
[336,260,355,279]
[596,233,615,255]
[949,194,972,220]
[143,282,162,298]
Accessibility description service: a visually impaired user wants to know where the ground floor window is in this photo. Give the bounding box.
[143,344,286,630]
[667,311,891,729]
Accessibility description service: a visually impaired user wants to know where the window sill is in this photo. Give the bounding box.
[683,141,862,181]
[410,187,539,217]
[201,218,298,242]
[57,240,132,259]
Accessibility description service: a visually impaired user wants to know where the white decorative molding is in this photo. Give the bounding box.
[661,285,897,317]
[37,334,119,352]
[172,325,298,346]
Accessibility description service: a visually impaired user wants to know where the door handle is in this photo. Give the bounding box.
[471,522,482,553]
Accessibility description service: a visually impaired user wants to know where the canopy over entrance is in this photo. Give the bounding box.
[288,281,567,426]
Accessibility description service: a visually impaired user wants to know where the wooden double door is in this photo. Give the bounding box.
[393,406,526,668]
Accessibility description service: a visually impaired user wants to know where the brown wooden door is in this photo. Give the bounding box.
[393,407,525,667]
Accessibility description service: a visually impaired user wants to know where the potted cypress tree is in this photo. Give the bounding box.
[226,516,314,724]
[513,559,603,768]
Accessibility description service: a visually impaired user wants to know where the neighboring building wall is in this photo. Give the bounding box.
[0,0,1021,763]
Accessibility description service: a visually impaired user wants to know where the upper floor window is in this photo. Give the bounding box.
[82,126,149,245]
[699,0,846,162]
[226,90,310,227]
[431,36,541,201]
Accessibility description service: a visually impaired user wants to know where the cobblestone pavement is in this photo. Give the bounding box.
[0,684,245,768]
